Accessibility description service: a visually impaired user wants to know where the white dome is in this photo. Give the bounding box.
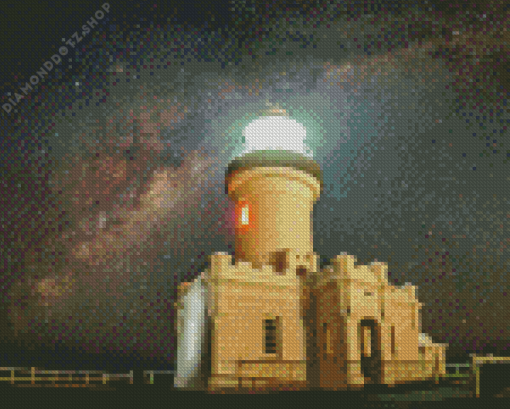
[242,115,312,158]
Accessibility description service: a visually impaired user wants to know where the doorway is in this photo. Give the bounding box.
[359,319,382,384]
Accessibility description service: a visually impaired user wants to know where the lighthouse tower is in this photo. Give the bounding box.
[226,149,322,270]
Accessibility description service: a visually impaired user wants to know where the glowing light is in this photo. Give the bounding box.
[241,205,249,225]
[242,111,312,157]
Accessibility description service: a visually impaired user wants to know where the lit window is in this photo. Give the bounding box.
[241,205,249,225]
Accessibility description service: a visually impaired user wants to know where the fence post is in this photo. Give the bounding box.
[103,374,106,385]
[471,356,481,399]
[130,370,133,384]
[32,367,35,384]
[11,369,14,384]
[475,365,480,398]
[86,373,89,385]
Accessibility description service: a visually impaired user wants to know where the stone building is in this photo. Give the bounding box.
[174,149,447,391]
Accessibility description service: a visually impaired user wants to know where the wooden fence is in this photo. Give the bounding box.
[8,361,508,395]
[444,363,470,378]
[0,367,133,387]
[143,370,175,384]
[470,356,510,397]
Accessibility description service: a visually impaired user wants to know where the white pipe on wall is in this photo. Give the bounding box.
[174,275,208,388]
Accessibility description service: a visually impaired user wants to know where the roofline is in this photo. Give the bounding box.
[225,150,323,194]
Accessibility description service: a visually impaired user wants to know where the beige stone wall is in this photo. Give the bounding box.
[174,251,448,391]
[314,281,347,389]
[384,290,420,361]
[206,252,308,390]
[313,254,447,388]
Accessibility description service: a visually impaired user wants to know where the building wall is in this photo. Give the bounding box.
[174,250,448,391]
[313,254,447,389]
[205,251,309,391]
[313,281,348,389]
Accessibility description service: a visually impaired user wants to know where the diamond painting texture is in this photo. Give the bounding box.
[1,0,510,401]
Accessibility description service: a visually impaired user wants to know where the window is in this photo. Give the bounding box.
[264,318,279,354]
[296,266,307,277]
[391,326,396,355]
[241,204,249,225]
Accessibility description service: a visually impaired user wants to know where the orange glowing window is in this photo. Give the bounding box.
[241,204,249,225]
[236,201,251,230]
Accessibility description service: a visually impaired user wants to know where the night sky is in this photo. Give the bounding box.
[1,0,509,371]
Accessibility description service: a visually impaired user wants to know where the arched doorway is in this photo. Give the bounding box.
[359,319,382,384]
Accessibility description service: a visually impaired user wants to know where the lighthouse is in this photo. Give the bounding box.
[174,103,449,392]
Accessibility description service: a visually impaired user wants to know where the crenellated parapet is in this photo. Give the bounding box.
[326,253,389,284]
[386,283,417,301]
[369,261,389,284]
[208,252,234,279]
[295,252,320,276]
[384,283,420,312]
[206,250,318,285]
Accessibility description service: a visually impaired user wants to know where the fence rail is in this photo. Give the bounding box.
[0,365,474,387]
[143,370,175,384]
[471,356,510,397]
[0,367,133,386]
[443,363,470,378]
[11,361,510,395]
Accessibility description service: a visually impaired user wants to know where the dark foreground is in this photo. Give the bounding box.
[1,377,509,409]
